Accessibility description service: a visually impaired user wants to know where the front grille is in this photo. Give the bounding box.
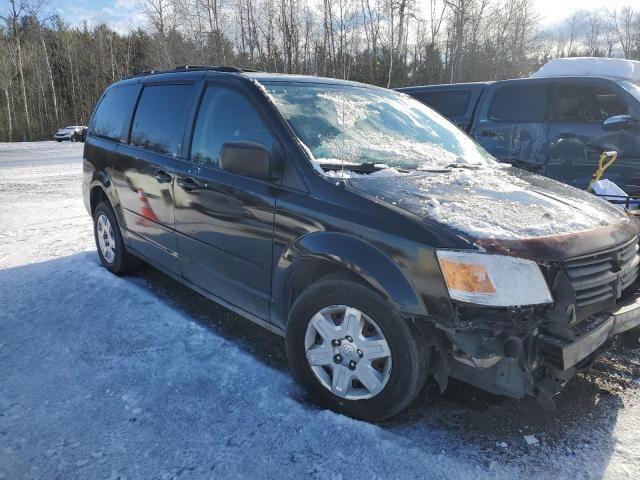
[564,237,640,310]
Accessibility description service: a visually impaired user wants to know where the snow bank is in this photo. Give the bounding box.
[532,57,640,82]
[0,142,92,269]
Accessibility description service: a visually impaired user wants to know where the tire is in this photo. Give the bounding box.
[56,139,62,142]
[93,201,141,275]
[286,276,429,421]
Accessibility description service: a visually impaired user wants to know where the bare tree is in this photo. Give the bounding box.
[608,6,636,59]
[3,0,31,138]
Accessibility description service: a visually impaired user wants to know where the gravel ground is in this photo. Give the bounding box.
[1,142,639,479]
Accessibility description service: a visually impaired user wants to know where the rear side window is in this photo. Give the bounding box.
[130,84,193,156]
[190,87,273,167]
[411,90,470,117]
[90,85,137,141]
[489,84,547,122]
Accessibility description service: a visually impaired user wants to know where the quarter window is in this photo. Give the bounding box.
[89,85,138,141]
[489,84,547,122]
[190,87,273,167]
[411,90,470,117]
[130,84,193,156]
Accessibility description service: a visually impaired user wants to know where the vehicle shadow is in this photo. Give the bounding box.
[129,262,290,373]
[129,261,637,471]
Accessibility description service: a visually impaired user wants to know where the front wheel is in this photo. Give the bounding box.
[286,276,429,421]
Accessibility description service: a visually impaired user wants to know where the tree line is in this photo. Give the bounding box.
[1,0,639,142]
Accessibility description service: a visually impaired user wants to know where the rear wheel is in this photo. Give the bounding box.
[286,276,429,421]
[93,201,141,275]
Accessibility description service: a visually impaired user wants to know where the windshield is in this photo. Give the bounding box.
[261,81,497,171]
[620,80,640,103]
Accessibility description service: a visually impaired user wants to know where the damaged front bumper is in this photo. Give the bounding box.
[446,290,640,404]
[540,292,640,371]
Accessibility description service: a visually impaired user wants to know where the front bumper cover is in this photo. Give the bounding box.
[446,290,640,401]
[540,291,640,371]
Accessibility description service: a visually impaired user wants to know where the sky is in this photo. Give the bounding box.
[0,0,636,33]
[1,0,146,32]
[536,0,634,25]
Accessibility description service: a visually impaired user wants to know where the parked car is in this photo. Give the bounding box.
[397,58,640,196]
[83,66,640,421]
[55,125,87,142]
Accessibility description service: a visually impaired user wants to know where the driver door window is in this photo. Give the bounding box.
[190,87,273,167]
[552,84,628,122]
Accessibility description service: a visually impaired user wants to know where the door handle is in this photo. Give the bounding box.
[177,177,202,191]
[480,130,498,138]
[153,169,172,183]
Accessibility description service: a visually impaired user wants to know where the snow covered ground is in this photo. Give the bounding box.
[1,142,640,479]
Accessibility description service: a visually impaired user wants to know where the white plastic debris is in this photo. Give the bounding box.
[524,435,539,446]
[496,442,508,448]
[591,179,640,209]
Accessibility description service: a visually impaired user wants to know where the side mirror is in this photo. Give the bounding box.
[603,115,635,131]
[220,142,279,179]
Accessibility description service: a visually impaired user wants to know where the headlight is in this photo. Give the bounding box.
[436,250,553,307]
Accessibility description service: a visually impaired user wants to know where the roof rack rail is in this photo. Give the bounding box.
[127,65,259,80]
[174,65,258,73]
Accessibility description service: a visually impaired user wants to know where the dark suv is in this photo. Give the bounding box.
[397,74,640,196]
[84,66,640,420]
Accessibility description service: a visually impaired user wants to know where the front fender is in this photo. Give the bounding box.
[273,232,427,326]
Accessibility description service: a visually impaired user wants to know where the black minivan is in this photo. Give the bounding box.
[84,66,640,420]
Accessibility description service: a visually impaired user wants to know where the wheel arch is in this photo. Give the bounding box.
[272,232,427,327]
[89,183,108,214]
[88,175,128,243]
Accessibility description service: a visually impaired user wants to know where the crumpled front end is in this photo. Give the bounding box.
[434,222,640,407]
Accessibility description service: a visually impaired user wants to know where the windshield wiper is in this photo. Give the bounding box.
[444,163,481,169]
[415,163,481,173]
[318,162,410,174]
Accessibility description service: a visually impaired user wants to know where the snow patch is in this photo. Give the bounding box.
[532,57,640,82]
[417,169,611,239]
[349,167,621,240]
[524,435,540,446]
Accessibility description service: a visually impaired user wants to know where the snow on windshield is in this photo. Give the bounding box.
[262,81,497,174]
[620,80,640,102]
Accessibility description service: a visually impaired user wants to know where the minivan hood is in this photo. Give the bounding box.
[347,166,640,260]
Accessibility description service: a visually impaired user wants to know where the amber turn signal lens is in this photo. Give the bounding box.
[439,258,496,294]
